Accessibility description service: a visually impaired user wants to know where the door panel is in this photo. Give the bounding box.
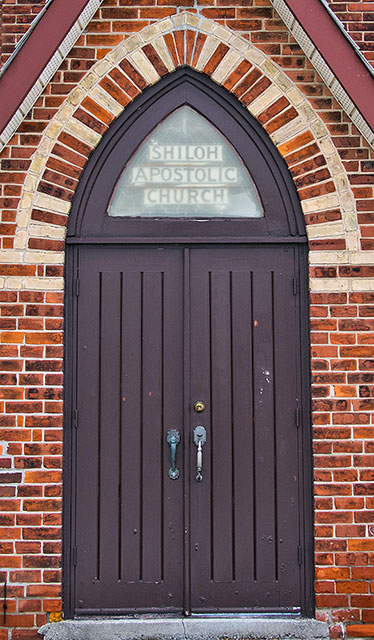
[189,247,301,612]
[72,244,304,614]
[74,247,184,613]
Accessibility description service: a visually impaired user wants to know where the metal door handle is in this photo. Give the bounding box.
[167,429,180,479]
[193,426,207,482]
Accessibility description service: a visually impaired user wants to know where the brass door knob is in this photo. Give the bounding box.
[194,401,205,413]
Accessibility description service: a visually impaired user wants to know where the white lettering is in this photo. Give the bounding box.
[144,189,158,204]
[149,144,161,160]
[148,145,223,162]
[132,167,148,182]
[144,188,228,205]
[206,146,220,161]
[195,167,206,183]
[194,147,204,161]
[163,146,175,160]
[213,188,226,204]
[132,166,238,185]
[224,167,237,182]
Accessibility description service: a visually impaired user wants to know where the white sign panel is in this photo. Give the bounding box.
[108,107,263,218]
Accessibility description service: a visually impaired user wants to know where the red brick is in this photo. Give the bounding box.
[223,60,252,91]
[233,67,262,98]
[109,69,140,101]
[336,552,369,565]
[265,106,298,133]
[316,595,349,607]
[119,59,147,91]
[347,625,374,637]
[203,42,229,75]
[73,107,107,136]
[337,581,369,594]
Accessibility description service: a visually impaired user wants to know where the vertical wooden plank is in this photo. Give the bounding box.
[189,257,212,608]
[252,267,277,582]
[142,271,163,582]
[75,250,102,602]
[162,261,184,605]
[271,251,301,604]
[120,271,142,582]
[98,272,122,585]
[210,270,234,582]
[231,270,254,583]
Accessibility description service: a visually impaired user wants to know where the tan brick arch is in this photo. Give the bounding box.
[10,11,361,295]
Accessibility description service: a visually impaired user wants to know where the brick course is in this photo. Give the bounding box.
[0,2,374,639]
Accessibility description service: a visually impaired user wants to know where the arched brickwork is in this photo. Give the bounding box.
[8,11,360,298]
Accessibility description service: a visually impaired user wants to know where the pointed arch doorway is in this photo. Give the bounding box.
[64,69,313,618]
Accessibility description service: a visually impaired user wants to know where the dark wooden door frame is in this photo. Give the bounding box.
[63,69,314,618]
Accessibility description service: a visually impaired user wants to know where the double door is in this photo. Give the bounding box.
[70,244,305,615]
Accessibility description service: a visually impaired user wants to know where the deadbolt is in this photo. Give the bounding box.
[194,401,205,413]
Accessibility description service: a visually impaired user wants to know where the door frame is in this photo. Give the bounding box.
[62,69,314,618]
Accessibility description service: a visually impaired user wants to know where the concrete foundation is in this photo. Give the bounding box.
[39,617,329,640]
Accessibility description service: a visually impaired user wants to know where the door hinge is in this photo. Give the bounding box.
[298,545,303,566]
[295,399,301,428]
[3,580,7,625]
[73,408,79,430]
[293,276,298,295]
[73,547,77,566]
[75,278,80,297]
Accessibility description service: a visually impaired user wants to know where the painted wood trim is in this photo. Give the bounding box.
[282,0,374,126]
[271,0,374,142]
[0,0,104,147]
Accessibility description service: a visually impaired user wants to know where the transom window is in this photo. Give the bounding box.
[107,106,263,218]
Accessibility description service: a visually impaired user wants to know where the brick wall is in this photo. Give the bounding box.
[2,1,374,70]
[0,2,374,639]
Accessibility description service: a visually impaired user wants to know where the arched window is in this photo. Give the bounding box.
[108,106,263,219]
[68,68,305,240]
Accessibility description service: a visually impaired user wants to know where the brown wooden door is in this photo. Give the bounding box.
[189,246,301,612]
[72,244,304,615]
[74,246,185,614]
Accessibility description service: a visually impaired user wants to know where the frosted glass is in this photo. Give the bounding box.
[108,106,263,218]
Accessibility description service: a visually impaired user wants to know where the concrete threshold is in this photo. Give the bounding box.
[39,617,329,640]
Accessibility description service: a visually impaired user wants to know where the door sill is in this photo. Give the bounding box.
[39,616,329,640]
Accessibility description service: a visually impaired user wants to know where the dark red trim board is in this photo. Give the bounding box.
[0,0,91,133]
[284,0,374,129]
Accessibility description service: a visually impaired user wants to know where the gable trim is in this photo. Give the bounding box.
[0,0,102,149]
[271,0,374,146]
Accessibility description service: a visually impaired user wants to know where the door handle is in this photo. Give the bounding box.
[193,426,207,482]
[167,429,180,479]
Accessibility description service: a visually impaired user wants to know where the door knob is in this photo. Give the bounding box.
[193,426,207,482]
[194,401,205,413]
[167,429,180,479]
